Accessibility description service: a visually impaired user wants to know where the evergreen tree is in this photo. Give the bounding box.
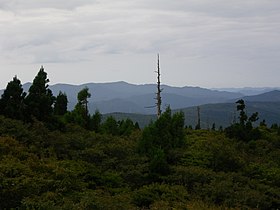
[236,99,247,126]
[24,66,55,121]
[65,87,91,129]
[54,91,68,115]
[102,116,119,135]
[225,99,260,141]
[74,87,91,128]
[0,76,26,120]
[77,87,91,115]
[139,106,185,154]
[90,110,102,132]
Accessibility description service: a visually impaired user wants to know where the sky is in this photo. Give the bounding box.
[0,0,280,89]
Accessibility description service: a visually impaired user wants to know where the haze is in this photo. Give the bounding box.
[0,0,279,89]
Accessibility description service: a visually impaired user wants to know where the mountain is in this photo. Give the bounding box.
[47,81,244,114]
[212,87,280,96]
[242,90,280,102]
[227,90,280,104]
[102,89,280,128]
[1,81,279,128]
[0,81,244,114]
[179,101,280,128]
[106,101,280,128]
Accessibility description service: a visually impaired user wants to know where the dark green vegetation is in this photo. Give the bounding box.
[0,68,280,209]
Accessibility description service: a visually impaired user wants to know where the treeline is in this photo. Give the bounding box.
[0,67,280,209]
[0,66,139,134]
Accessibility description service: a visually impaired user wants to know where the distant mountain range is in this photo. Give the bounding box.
[106,101,280,128]
[19,81,244,114]
[212,87,280,96]
[1,81,279,128]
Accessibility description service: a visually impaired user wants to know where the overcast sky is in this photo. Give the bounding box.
[0,0,279,89]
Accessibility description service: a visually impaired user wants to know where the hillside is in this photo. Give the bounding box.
[105,101,280,128]
[242,90,280,102]
[0,113,279,209]
[0,73,280,209]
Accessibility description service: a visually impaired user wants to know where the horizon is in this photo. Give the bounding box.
[1,78,280,91]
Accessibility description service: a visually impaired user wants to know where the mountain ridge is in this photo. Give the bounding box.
[1,81,280,116]
[5,81,243,114]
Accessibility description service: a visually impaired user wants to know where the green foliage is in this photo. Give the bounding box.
[90,110,102,132]
[54,91,68,115]
[132,183,188,208]
[225,99,261,141]
[149,148,170,178]
[138,107,185,180]
[77,86,91,117]
[139,107,185,155]
[1,71,280,209]
[0,76,26,120]
[118,118,136,136]
[24,66,55,122]
[65,87,92,129]
[102,116,119,135]
[0,113,279,209]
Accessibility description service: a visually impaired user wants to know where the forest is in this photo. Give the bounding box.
[0,67,280,209]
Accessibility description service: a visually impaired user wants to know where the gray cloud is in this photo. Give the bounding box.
[0,0,279,88]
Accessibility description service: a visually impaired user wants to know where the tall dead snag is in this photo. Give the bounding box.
[195,106,201,130]
[156,53,162,119]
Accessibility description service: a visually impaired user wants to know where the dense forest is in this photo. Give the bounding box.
[0,67,280,209]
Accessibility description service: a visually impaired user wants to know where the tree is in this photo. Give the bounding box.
[77,87,91,115]
[156,54,162,119]
[102,116,119,135]
[74,87,91,128]
[90,110,102,132]
[65,87,91,129]
[118,118,136,136]
[24,66,55,122]
[225,99,260,141]
[195,106,201,130]
[139,106,185,155]
[138,107,185,179]
[0,76,26,120]
[236,99,247,126]
[54,91,68,116]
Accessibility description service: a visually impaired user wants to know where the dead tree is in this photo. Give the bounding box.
[195,106,201,130]
[144,54,163,118]
[155,53,162,119]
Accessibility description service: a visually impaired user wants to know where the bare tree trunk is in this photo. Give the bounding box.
[156,54,162,119]
[196,106,201,130]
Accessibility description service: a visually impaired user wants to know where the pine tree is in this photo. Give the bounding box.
[0,76,26,120]
[25,66,55,121]
[90,110,102,132]
[66,87,91,129]
[77,87,91,116]
[54,91,68,115]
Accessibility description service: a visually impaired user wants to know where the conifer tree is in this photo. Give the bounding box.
[54,91,68,115]
[0,76,26,120]
[90,110,102,132]
[25,66,55,121]
[66,87,91,129]
[77,87,91,114]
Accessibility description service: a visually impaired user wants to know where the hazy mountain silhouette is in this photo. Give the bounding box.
[242,90,280,102]
[212,87,280,96]
[106,101,280,128]
[48,81,244,114]
[1,81,279,127]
